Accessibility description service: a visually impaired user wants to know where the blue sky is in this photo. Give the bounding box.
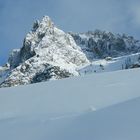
[0,0,140,65]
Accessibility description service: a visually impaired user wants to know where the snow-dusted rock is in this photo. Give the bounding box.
[0,16,89,88]
[70,30,140,60]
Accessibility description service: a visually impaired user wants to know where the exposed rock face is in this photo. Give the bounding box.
[31,64,73,84]
[20,16,55,63]
[70,30,140,60]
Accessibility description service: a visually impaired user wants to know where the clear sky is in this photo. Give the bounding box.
[0,0,140,65]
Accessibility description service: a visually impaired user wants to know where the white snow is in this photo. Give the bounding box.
[79,53,140,75]
[0,68,140,140]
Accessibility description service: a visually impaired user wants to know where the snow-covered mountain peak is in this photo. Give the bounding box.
[1,16,140,88]
[32,15,54,34]
[0,16,89,88]
[19,16,55,63]
[40,15,53,26]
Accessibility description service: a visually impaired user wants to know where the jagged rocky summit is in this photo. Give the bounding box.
[0,16,140,88]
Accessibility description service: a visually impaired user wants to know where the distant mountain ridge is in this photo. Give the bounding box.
[0,16,140,88]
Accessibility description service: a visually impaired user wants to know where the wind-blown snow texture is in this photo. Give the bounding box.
[0,68,140,140]
[0,16,140,88]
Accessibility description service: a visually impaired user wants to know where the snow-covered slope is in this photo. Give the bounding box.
[44,97,140,140]
[1,16,140,88]
[0,68,140,140]
[79,52,140,74]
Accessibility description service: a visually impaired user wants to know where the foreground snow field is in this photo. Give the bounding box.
[0,68,140,140]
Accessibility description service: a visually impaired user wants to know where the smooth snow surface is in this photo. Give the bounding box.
[0,68,140,140]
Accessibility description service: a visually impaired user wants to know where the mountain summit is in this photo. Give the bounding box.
[0,16,89,87]
[0,16,140,88]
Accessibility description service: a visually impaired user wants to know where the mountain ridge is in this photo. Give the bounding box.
[0,15,140,88]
